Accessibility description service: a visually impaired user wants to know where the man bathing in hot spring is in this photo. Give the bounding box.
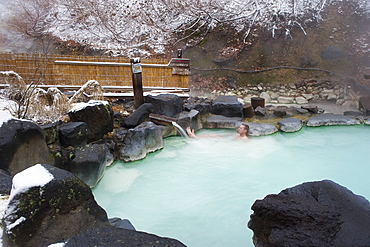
[186,124,250,141]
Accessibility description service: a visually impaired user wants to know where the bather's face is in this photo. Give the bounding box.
[237,125,247,135]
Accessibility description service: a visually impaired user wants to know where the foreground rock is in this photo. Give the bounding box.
[3,164,186,247]
[3,164,110,247]
[0,118,53,175]
[64,227,186,247]
[248,180,370,247]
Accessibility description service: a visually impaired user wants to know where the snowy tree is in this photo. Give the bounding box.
[6,0,370,56]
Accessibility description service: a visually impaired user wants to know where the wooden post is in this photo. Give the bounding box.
[243,103,254,118]
[130,57,144,108]
[251,97,265,109]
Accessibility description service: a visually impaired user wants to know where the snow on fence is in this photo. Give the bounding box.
[0,53,189,89]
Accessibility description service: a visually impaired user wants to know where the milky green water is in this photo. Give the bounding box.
[92,125,370,247]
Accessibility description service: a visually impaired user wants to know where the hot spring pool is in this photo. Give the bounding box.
[92,125,370,247]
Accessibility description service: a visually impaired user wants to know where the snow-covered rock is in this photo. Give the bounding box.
[68,100,113,142]
[3,164,110,247]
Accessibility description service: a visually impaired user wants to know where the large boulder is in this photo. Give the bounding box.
[248,180,370,247]
[118,122,164,162]
[68,101,114,142]
[69,143,114,188]
[210,95,243,117]
[121,103,154,128]
[64,227,186,247]
[0,118,53,175]
[146,94,183,117]
[3,164,110,247]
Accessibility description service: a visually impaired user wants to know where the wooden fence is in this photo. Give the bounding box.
[0,53,189,89]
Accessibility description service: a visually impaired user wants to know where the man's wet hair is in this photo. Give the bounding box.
[241,123,249,132]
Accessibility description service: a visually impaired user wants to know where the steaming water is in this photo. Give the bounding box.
[93,125,370,247]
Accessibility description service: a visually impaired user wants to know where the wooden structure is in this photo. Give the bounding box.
[0,53,189,89]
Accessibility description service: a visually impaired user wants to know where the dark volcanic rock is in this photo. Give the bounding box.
[109,217,136,230]
[58,122,90,147]
[146,94,184,117]
[3,164,110,247]
[121,103,154,128]
[64,227,186,247]
[118,121,164,162]
[248,180,370,247]
[40,121,61,145]
[210,95,243,117]
[254,106,266,117]
[68,101,114,142]
[0,119,53,175]
[69,143,113,187]
[0,169,12,194]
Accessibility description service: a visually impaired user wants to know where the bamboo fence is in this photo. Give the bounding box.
[0,53,189,88]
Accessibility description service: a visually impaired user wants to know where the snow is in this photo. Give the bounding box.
[5,216,25,234]
[0,110,14,128]
[69,100,109,113]
[8,164,54,202]
[48,242,66,247]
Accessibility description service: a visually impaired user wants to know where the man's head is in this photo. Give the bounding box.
[237,124,249,135]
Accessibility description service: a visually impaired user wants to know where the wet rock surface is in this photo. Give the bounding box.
[248,180,370,247]
[69,143,113,187]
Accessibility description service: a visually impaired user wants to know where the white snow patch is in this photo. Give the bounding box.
[5,216,26,234]
[0,110,14,128]
[8,164,54,202]
[48,242,67,247]
[70,100,109,113]
[0,195,10,246]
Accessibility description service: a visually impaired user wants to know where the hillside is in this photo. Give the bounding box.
[0,0,369,91]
